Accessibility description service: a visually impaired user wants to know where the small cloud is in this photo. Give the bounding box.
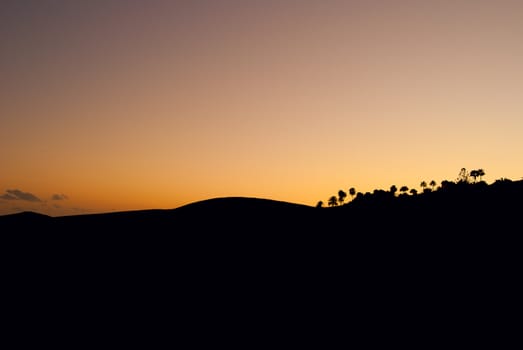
[51,194,69,201]
[0,189,41,202]
[0,193,18,200]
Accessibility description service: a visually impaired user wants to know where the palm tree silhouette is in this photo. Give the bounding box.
[477,169,485,182]
[429,180,437,191]
[420,181,427,191]
[470,170,479,183]
[349,187,356,201]
[328,196,338,207]
[338,190,347,205]
[390,185,397,196]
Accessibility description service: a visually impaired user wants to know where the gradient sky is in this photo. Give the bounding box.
[2,0,523,216]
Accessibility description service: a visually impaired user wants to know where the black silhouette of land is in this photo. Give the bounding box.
[2,169,521,236]
[0,171,523,236]
[2,169,520,326]
[3,169,521,293]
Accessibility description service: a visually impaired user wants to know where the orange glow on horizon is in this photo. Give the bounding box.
[2,1,523,216]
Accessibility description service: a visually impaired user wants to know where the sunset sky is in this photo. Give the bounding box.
[2,0,523,216]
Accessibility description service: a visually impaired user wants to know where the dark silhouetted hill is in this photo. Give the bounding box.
[2,183,521,332]
[2,180,522,233]
[1,197,319,232]
[2,181,521,264]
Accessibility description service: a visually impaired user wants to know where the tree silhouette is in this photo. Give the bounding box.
[457,168,469,183]
[390,185,397,196]
[470,169,485,183]
[349,187,356,201]
[470,170,479,183]
[477,169,485,181]
[338,190,347,205]
[319,167,498,211]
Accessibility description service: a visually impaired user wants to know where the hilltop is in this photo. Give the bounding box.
[1,177,522,234]
[0,197,317,232]
[2,178,521,314]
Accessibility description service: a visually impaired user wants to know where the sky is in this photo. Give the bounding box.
[1,0,523,216]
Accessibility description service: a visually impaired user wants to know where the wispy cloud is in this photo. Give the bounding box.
[0,193,18,200]
[0,189,41,202]
[51,194,69,201]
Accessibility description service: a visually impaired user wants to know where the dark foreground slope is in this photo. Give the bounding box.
[1,197,329,264]
[2,180,522,234]
[1,186,521,335]
[0,197,321,232]
[1,181,521,261]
